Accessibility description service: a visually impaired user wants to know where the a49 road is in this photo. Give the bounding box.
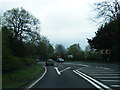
[29,62,120,90]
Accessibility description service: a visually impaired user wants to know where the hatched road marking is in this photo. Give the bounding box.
[101,80,120,82]
[73,70,112,90]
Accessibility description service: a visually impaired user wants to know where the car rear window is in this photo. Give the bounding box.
[58,58,64,61]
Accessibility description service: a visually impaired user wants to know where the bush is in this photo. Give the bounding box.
[3,55,37,74]
[2,55,25,73]
[22,58,37,66]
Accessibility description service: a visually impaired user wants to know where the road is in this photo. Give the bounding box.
[29,62,120,90]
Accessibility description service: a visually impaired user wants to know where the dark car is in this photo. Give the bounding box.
[57,58,64,62]
[45,59,54,66]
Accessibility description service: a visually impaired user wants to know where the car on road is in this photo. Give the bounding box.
[57,58,64,62]
[45,59,54,66]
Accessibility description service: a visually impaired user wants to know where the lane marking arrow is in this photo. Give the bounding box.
[54,67,71,75]
[60,67,71,73]
[54,67,61,75]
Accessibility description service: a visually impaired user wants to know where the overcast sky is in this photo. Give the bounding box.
[0,0,102,50]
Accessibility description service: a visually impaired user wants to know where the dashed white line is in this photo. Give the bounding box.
[96,67,114,71]
[88,72,120,74]
[77,67,88,70]
[95,76,120,78]
[101,80,120,82]
[111,85,120,87]
[89,74,119,75]
[63,63,89,67]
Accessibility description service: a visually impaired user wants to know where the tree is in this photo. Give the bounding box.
[55,44,66,58]
[84,45,101,61]
[67,44,84,61]
[2,7,40,42]
[94,0,120,24]
[87,22,113,49]
[47,44,54,59]
[87,0,120,62]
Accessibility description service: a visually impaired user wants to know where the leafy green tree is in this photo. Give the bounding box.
[2,7,40,42]
[2,7,41,57]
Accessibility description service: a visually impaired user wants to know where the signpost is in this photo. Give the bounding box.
[99,49,111,62]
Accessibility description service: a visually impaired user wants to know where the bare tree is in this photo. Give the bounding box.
[94,0,120,24]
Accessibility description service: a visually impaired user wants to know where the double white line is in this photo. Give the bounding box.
[73,70,113,90]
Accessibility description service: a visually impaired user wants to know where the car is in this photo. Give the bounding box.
[57,58,64,62]
[45,59,54,66]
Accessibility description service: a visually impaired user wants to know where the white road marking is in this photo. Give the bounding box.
[54,67,71,75]
[73,70,104,90]
[95,76,120,78]
[27,66,47,89]
[101,80,120,82]
[60,67,71,73]
[63,63,89,67]
[96,67,114,71]
[111,85,120,87]
[54,67,61,75]
[77,64,89,67]
[77,67,88,70]
[89,74,120,75]
[88,72,120,74]
[75,70,113,90]
[59,65,63,67]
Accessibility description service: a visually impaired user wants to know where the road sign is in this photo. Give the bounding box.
[100,49,111,55]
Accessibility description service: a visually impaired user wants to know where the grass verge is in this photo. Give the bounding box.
[2,64,44,88]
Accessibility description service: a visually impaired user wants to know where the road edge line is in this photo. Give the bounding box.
[27,65,47,89]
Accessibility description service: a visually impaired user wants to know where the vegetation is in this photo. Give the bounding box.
[2,0,120,87]
[87,0,120,62]
[2,64,44,88]
[2,7,52,88]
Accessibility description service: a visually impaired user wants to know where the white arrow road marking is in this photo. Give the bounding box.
[60,67,71,73]
[54,67,71,75]
[54,67,61,75]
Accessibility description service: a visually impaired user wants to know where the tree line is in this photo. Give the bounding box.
[2,0,119,73]
[87,0,120,62]
[2,7,88,74]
